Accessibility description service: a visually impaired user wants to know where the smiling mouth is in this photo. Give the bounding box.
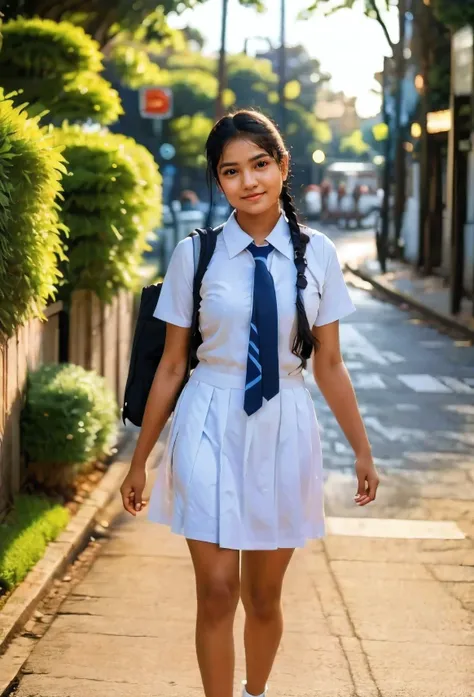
[243,192,265,200]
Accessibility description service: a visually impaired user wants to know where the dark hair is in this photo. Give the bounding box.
[205,108,317,368]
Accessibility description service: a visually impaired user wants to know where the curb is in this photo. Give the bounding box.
[346,263,474,342]
[0,426,136,674]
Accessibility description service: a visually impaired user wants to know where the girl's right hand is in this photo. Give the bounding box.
[120,466,147,516]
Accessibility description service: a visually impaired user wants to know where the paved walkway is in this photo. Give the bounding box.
[353,257,474,335]
[11,458,474,697]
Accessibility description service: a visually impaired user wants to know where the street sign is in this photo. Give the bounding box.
[139,87,173,119]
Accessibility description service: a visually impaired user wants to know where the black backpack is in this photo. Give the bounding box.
[122,225,223,427]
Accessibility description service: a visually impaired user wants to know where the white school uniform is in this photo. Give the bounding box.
[147,211,356,550]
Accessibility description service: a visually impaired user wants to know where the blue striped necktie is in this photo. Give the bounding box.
[244,242,279,416]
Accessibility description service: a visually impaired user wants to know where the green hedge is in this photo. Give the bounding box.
[0,95,67,338]
[0,494,70,592]
[0,18,123,125]
[21,364,118,489]
[53,125,162,301]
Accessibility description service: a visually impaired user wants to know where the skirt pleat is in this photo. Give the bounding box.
[147,374,326,550]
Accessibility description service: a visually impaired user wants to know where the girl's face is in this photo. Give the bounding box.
[217,137,288,215]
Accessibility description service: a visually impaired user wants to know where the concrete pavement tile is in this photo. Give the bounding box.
[24,631,202,686]
[41,613,193,639]
[271,644,354,695]
[330,571,474,645]
[339,637,379,697]
[444,581,474,610]
[429,563,474,582]
[101,523,190,557]
[304,549,355,638]
[59,594,192,620]
[72,556,196,600]
[330,559,432,580]
[14,675,204,697]
[325,535,474,565]
[362,639,474,696]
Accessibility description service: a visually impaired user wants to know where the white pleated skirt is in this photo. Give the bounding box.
[147,363,326,550]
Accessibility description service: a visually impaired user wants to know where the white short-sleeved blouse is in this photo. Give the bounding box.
[154,210,356,379]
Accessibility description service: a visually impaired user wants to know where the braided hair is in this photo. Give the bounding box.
[205,108,317,368]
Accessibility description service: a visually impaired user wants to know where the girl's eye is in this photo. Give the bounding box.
[256,160,269,168]
[223,168,237,176]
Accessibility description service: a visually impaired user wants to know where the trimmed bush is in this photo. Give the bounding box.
[0,17,123,125]
[53,125,162,301]
[0,494,70,592]
[21,364,119,489]
[0,95,67,339]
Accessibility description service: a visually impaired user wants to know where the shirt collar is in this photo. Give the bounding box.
[222,210,293,260]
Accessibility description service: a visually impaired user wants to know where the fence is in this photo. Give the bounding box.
[0,290,134,518]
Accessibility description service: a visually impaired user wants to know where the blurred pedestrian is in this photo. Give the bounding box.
[121,109,379,697]
[180,189,200,211]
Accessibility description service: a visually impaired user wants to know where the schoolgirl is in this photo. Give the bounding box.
[121,109,379,697]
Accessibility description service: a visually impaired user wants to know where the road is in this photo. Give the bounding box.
[314,223,474,532]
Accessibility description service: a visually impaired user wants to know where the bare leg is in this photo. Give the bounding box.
[240,548,295,696]
[187,539,240,697]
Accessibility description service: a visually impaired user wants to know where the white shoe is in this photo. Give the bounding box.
[241,679,268,697]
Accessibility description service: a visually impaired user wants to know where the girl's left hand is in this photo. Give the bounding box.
[354,454,380,506]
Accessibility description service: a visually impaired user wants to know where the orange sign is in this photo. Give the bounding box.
[139,87,173,119]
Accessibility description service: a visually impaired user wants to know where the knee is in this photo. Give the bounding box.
[242,585,281,622]
[197,576,240,625]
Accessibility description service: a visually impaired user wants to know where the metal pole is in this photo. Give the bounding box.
[393,0,407,254]
[216,0,229,121]
[278,0,286,135]
[378,57,391,273]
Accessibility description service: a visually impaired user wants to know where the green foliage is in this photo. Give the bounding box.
[0,18,123,125]
[167,69,218,116]
[0,494,70,592]
[0,16,104,75]
[0,96,67,339]
[170,113,214,167]
[21,363,118,489]
[53,125,162,300]
[372,122,389,141]
[432,0,474,28]
[340,129,371,155]
[110,43,169,89]
[1,0,266,46]
[278,102,332,161]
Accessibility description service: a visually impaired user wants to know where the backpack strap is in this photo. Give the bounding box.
[190,224,223,304]
[187,224,224,368]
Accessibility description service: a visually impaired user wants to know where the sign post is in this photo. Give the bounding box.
[139,86,173,141]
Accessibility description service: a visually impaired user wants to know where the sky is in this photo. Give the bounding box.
[168,0,399,118]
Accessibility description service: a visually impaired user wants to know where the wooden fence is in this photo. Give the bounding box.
[0,290,134,518]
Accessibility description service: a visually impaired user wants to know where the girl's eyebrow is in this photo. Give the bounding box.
[219,153,268,171]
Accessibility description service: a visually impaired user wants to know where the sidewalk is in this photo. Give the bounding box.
[6,461,474,697]
[347,257,474,339]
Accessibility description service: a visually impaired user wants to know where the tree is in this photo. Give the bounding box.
[302,0,397,53]
[256,44,330,113]
[169,114,214,167]
[0,18,122,125]
[1,0,266,47]
[340,129,371,155]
